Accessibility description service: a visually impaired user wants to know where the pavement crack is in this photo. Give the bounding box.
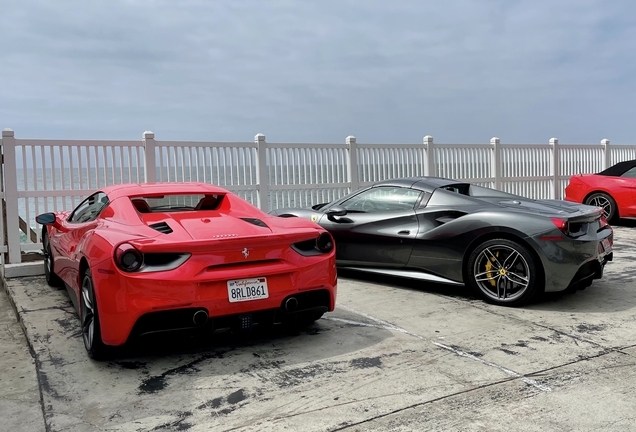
[20,305,76,316]
[222,377,519,432]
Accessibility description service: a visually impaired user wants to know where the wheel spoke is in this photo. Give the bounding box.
[506,272,529,287]
[88,321,94,347]
[497,274,507,299]
[481,248,502,269]
[502,250,520,270]
[82,289,93,311]
[475,270,499,281]
[82,312,94,331]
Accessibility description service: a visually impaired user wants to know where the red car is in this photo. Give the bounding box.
[37,182,337,359]
[565,160,636,222]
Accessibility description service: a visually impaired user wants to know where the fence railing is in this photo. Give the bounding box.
[3,128,636,265]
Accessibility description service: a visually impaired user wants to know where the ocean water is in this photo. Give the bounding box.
[15,164,352,243]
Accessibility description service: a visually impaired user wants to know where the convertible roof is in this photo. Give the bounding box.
[100,182,230,200]
[598,159,636,177]
[374,176,463,193]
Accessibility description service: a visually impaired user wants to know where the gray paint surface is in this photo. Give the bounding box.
[4,224,636,431]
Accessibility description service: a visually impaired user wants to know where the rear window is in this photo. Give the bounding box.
[130,194,224,213]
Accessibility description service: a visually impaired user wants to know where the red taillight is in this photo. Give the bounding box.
[550,218,568,233]
[599,215,609,229]
[541,218,567,241]
[114,243,143,272]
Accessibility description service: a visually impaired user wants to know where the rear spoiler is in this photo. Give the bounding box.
[128,230,323,253]
[566,207,604,224]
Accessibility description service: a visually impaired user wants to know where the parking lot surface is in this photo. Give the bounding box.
[4,225,636,431]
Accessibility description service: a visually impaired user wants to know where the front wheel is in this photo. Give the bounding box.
[466,239,541,306]
[80,268,107,359]
[585,192,617,222]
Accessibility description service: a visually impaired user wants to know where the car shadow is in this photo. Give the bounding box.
[337,268,636,313]
[110,322,332,358]
[101,312,395,364]
[612,218,636,228]
[337,268,477,301]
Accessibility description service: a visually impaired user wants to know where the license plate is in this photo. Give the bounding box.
[598,238,613,262]
[227,277,269,303]
[601,238,613,253]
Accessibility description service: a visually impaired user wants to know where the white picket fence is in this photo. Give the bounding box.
[2,128,636,265]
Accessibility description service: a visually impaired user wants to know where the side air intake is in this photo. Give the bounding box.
[240,218,269,228]
[149,221,173,234]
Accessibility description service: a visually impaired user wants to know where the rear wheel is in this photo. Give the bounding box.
[42,230,63,288]
[585,192,617,222]
[80,268,107,360]
[467,239,541,306]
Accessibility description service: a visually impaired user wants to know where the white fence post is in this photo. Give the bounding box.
[490,137,501,190]
[2,129,21,264]
[255,133,269,211]
[346,135,358,193]
[424,135,435,176]
[143,131,156,183]
[550,137,559,199]
[601,138,611,168]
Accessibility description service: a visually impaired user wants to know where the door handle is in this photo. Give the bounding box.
[398,230,410,235]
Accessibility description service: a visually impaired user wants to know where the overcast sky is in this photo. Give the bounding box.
[2,0,635,144]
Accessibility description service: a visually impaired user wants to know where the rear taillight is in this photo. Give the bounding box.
[291,232,335,256]
[316,232,334,253]
[542,218,570,241]
[114,243,143,272]
[550,218,568,235]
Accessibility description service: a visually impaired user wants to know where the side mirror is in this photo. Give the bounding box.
[36,213,56,225]
[325,206,347,217]
[326,206,353,223]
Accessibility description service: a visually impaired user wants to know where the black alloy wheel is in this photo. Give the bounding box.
[467,238,541,306]
[80,268,107,359]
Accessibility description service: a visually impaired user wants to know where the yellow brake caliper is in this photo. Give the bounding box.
[485,252,499,287]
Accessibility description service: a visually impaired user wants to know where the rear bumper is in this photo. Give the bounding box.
[91,257,337,346]
[129,290,330,338]
[529,230,613,293]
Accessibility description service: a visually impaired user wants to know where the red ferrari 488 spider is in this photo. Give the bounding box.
[565,159,636,222]
[37,183,337,359]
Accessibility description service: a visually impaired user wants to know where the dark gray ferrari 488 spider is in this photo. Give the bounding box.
[270,177,614,306]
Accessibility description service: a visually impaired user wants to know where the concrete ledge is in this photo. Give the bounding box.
[4,262,45,279]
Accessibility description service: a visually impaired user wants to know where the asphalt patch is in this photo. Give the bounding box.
[350,356,382,369]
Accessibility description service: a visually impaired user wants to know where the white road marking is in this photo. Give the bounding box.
[330,305,552,392]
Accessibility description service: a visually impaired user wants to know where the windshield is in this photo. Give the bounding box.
[130,194,224,213]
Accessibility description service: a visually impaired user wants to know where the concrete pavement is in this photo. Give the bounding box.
[0,279,46,432]
[3,224,636,431]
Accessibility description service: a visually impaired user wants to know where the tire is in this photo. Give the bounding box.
[80,268,107,360]
[584,192,617,222]
[467,239,541,306]
[42,230,63,288]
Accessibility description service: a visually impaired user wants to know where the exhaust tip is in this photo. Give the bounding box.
[284,297,298,312]
[193,310,209,327]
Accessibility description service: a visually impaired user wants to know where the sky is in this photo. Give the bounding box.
[2,0,636,144]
